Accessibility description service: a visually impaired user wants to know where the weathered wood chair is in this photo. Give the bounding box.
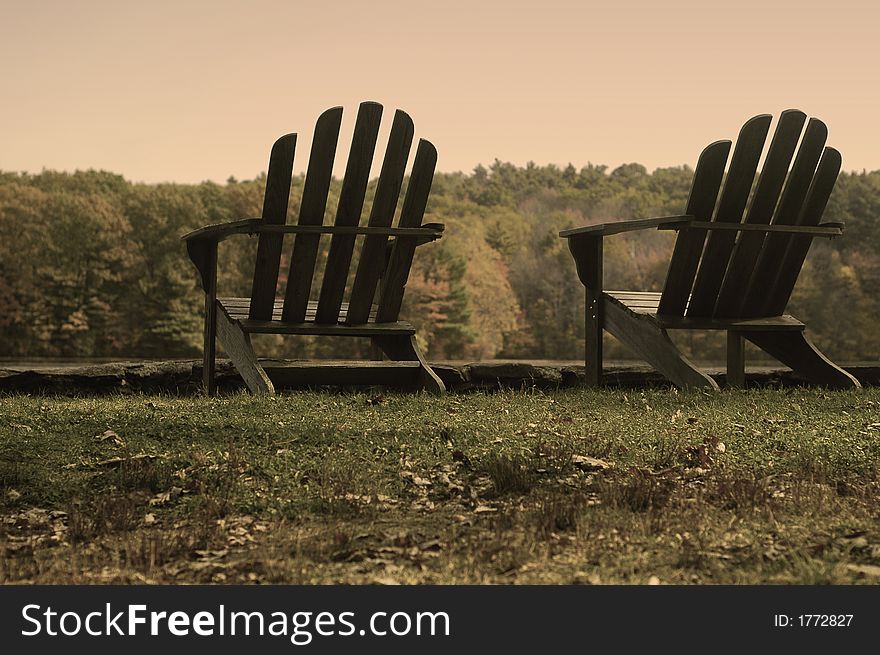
[560,110,861,390]
[183,102,446,395]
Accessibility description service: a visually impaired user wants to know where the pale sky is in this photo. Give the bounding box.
[1,0,878,183]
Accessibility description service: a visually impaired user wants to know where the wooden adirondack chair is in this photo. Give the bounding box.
[560,110,861,390]
[182,102,446,395]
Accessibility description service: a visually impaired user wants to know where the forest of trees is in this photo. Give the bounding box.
[1,161,879,364]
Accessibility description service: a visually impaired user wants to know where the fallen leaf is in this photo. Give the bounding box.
[686,444,713,468]
[94,429,124,447]
[149,486,183,506]
[400,471,431,486]
[572,455,611,472]
[95,453,160,468]
[840,535,869,550]
[474,504,497,514]
[373,577,400,585]
[846,564,880,578]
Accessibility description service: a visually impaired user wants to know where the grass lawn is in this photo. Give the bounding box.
[2,388,880,584]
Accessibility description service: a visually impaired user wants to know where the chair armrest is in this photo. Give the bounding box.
[181,218,262,242]
[406,222,445,246]
[182,220,445,243]
[559,215,693,238]
[657,220,843,238]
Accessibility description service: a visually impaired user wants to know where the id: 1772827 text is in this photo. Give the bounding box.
[773,614,853,628]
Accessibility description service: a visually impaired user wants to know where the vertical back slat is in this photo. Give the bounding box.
[376,139,438,323]
[686,114,772,317]
[657,140,730,316]
[248,134,296,320]
[741,118,828,316]
[345,110,415,324]
[314,102,383,323]
[714,110,807,317]
[281,107,343,322]
[764,147,841,315]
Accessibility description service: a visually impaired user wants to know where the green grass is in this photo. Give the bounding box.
[2,388,880,584]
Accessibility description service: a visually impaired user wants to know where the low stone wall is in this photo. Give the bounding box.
[1,359,878,395]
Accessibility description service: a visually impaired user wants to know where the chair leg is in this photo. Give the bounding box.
[569,236,604,387]
[215,303,275,395]
[746,331,861,389]
[585,284,603,387]
[603,298,719,390]
[727,331,746,388]
[190,239,219,396]
[203,291,217,396]
[372,335,446,394]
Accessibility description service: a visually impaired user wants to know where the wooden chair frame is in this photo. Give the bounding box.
[183,102,446,395]
[560,111,861,390]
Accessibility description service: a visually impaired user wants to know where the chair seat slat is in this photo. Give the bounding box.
[236,319,415,337]
[220,297,377,323]
[607,292,804,331]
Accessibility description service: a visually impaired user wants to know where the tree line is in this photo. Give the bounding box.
[1,161,878,363]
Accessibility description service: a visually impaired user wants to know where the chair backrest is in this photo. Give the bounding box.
[657,110,841,319]
[247,102,437,325]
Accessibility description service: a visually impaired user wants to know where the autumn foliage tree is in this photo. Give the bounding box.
[1,163,878,363]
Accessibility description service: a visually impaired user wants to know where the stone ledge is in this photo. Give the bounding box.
[1,359,878,395]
